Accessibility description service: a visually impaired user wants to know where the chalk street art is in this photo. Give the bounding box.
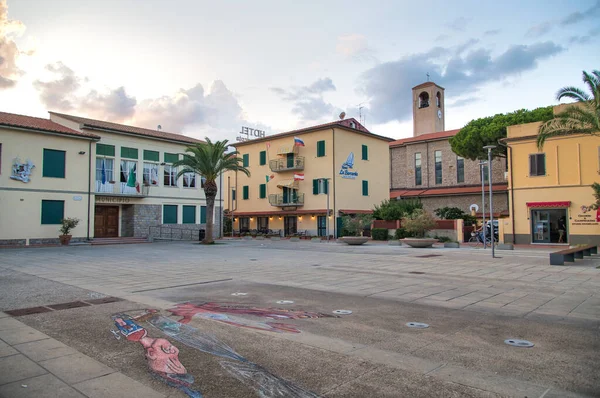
[167,302,338,334]
[111,309,320,398]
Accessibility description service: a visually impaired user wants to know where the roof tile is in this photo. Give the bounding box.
[0,111,99,138]
[390,184,508,198]
[389,129,460,147]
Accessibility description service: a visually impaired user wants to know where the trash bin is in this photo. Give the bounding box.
[199,229,206,241]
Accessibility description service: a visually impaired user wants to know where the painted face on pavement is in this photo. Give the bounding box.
[145,338,186,375]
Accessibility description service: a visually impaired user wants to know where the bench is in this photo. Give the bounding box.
[549,245,598,265]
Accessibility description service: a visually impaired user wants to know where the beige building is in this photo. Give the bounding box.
[390,81,508,216]
[226,118,392,237]
[0,111,219,245]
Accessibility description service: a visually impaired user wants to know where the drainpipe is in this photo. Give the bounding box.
[332,127,336,239]
[87,140,92,241]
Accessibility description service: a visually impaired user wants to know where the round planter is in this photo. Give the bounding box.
[400,238,438,248]
[243,236,252,241]
[255,236,265,240]
[311,237,321,243]
[340,237,369,246]
[59,234,72,246]
[270,236,281,241]
[289,237,300,242]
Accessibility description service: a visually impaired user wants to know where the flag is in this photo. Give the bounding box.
[293,173,304,181]
[266,174,275,182]
[294,137,305,147]
[127,164,136,187]
[266,142,271,149]
[101,159,106,184]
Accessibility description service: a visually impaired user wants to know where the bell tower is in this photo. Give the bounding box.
[412,81,445,137]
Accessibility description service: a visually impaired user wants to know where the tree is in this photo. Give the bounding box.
[402,209,436,238]
[537,70,600,148]
[434,207,465,219]
[450,107,554,160]
[373,199,422,221]
[341,214,373,237]
[174,138,250,244]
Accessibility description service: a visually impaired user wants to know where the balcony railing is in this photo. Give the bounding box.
[269,156,305,172]
[268,193,304,207]
[95,181,149,197]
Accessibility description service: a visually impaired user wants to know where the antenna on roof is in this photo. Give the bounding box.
[357,103,365,125]
[157,125,162,131]
[339,111,346,120]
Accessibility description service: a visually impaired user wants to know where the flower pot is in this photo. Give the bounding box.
[59,235,72,246]
[340,237,369,245]
[400,238,438,248]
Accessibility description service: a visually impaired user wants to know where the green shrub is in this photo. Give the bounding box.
[403,210,436,238]
[394,228,409,239]
[371,228,388,241]
[341,214,374,237]
[434,236,452,243]
[373,199,423,221]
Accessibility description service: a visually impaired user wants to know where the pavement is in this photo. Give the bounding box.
[0,240,599,397]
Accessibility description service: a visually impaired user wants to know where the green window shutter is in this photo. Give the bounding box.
[164,153,179,164]
[182,205,196,224]
[96,144,115,157]
[362,145,368,160]
[313,179,319,195]
[259,184,266,199]
[243,185,249,200]
[323,179,329,194]
[259,151,266,165]
[121,147,138,159]
[41,200,64,225]
[317,141,325,157]
[243,154,249,167]
[42,149,66,178]
[200,206,207,223]
[163,205,177,224]
[143,150,159,162]
[362,180,368,196]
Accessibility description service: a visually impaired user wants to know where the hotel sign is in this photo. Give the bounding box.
[236,126,266,142]
[339,152,358,179]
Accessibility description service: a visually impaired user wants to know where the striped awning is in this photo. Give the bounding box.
[526,201,570,208]
[277,145,297,155]
[276,179,299,189]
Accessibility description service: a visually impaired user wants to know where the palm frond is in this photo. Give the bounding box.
[556,86,590,102]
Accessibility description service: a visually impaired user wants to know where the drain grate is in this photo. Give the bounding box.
[47,301,91,310]
[85,297,123,305]
[5,306,53,316]
[333,310,353,315]
[406,322,429,329]
[416,254,442,258]
[504,339,534,348]
[409,271,426,274]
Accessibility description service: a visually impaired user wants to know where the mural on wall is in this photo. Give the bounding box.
[167,302,337,334]
[339,152,358,179]
[112,309,320,398]
[10,158,35,183]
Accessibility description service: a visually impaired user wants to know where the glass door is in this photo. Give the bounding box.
[284,216,297,236]
[317,216,327,237]
[531,210,550,243]
[286,153,294,169]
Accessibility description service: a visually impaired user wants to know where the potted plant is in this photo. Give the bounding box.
[340,214,373,245]
[59,218,80,245]
[400,210,438,248]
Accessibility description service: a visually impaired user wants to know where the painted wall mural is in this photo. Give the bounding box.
[10,158,35,183]
[339,152,358,179]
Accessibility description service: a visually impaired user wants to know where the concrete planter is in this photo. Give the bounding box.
[388,240,401,246]
[311,237,321,243]
[243,236,252,241]
[340,237,369,246]
[289,237,300,242]
[255,236,266,240]
[401,238,438,248]
[444,242,460,248]
[497,243,514,250]
[270,236,281,241]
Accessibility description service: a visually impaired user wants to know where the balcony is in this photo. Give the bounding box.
[95,181,149,197]
[268,193,304,207]
[269,156,305,172]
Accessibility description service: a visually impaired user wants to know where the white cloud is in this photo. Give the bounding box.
[0,0,27,88]
[336,34,377,62]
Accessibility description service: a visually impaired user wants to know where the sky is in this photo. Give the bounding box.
[1,0,599,142]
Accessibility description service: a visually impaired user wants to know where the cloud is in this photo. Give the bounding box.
[561,0,600,25]
[271,78,340,122]
[524,1,600,39]
[435,34,450,42]
[483,29,501,36]
[568,26,600,44]
[525,21,553,38]
[358,41,564,124]
[446,17,471,32]
[449,96,482,108]
[0,0,27,88]
[336,34,377,62]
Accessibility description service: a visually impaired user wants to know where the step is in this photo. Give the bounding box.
[91,237,149,245]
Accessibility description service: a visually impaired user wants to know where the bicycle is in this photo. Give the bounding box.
[467,232,493,248]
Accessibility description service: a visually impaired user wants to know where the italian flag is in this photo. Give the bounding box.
[266,174,275,182]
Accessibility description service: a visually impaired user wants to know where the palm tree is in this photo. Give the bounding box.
[174,138,250,244]
[537,70,600,148]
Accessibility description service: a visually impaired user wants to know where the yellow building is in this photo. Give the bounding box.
[0,111,219,245]
[503,105,600,245]
[227,118,392,237]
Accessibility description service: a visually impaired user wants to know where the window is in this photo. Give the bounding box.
[362,180,369,196]
[42,149,66,178]
[143,163,159,186]
[350,121,356,129]
[183,172,196,188]
[200,176,206,188]
[259,151,266,166]
[361,145,368,160]
[121,147,138,159]
[239,217,250,232]
[164,153,179,164]
[259,183,266,199]
[258,216,268,232]
[317,140,326,157]
[200,206,207,223]
[436,91,441,108]
[243,185,249,200]
[120,160,137,183]
[313,178,328,194]
[163,205,177,224]
[96,158,115,183]
[232,189,236,201]
[434,150,442,184]
[456,156,465,183]
[243,154,249,167]
[182,205,196,224]
[482,164,489,182]
[164,165,178,187]
[529,153,546,176]
[41,200,64,224]
[418,92,429,108]
[96,143,115,157]
[415,153,422,186]
[143,150,159,162]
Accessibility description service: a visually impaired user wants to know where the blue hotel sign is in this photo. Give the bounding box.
[339,152,358,179]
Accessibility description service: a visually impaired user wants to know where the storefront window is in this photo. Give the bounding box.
[531,209,568,244]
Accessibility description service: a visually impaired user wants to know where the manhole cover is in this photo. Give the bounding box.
[406,322,429,328]
[231,292,248,296]
[409,271,425,274]
[85,297,122,305]
[416,254,442,258]
[276,300,294,304]
[47,301,91,310]
[5,306,53,316]
[504,339,534,348]
[333,310,352,315]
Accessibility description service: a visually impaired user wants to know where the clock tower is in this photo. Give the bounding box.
[412,81,445,137]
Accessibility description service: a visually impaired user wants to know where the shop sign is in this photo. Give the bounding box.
[339,152,358,179]
[572,206,599,225]
[96,196,131,204]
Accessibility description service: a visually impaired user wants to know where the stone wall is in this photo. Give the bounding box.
[121,204,134,237]
[214,206,222,238]
[149,224,205,241]
[419,192,509,216]
[132,204,161,238]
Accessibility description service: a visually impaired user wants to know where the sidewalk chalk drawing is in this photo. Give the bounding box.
[167,302,338,334]
[111,309,320,398]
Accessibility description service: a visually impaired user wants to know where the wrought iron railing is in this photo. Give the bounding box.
[269,156,305,172]
[95,181,149,196]
[268,193,305,206]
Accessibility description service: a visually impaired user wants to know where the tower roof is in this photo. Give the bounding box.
[412,81,445,90]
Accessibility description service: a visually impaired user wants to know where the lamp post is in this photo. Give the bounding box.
[479,161,487,249]
[483,145,496,258]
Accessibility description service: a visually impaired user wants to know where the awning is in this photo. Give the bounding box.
[526,201,571,208]
[276,179,299,189]
[277,145,297,155]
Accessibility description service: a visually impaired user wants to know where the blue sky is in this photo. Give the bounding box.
[1,0,598,141]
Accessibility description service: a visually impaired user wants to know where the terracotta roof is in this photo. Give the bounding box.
[390,184,508,199]
[49,112,203,145]
[412,81,445,90]
[339,209,374,214]
[0,111,99,139]
[389,129,460,147]
[233,118,394,147]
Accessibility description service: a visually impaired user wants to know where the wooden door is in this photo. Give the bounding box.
[94,206,119,238]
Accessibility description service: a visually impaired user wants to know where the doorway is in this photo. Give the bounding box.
[317,216,327,237]
[284,216,297,236]
[94,206,119,238]
[286,153,294,169]
[531,209,568,244]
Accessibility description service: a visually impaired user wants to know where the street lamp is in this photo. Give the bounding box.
[483,145,496,258]
[479,161,487,249]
